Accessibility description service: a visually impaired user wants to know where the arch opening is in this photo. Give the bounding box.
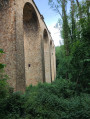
[23,2,39,35]
[23,2,40,86]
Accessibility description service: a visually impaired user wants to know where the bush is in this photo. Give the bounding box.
[0,78,90,119]
[24,79,90,119]
[0,92,25,119]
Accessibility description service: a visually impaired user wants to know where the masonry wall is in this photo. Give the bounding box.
[43,30,51,83]
[0,0,18,91]
[50,41,53,81]
[50,41,56,81]
[53,46,56,79]
[23,2,45,86]
[0,0,56,92]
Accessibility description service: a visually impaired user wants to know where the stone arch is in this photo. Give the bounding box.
[23,2,42,86]
[23,2,39,35]
[43,29,51,83]
[0,0,56,92]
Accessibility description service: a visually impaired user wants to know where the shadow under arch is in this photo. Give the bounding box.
[43,29,51,83]
[23,2,39,34]
[23,2,41,86]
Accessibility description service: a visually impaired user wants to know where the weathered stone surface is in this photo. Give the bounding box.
[0,0,56,92]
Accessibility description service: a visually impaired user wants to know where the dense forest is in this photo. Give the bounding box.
[50,0,90,90]
[0,0,90,119]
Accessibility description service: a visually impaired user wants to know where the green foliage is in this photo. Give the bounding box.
[54,0,90,91]
[0,79,90,119]
[0,49,5,53]
[0,79,9,99]
[0,49,9,99]
[70,19,90,90]
[56,46,72,79]
[0,92,25,119]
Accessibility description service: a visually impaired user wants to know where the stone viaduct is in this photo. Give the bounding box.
[0,0,56,92]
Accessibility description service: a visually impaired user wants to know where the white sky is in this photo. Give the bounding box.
[34,0,62,46]
[48,23,63,46]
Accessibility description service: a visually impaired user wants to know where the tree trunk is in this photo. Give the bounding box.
[62,0,69,56]
[86,0,90,22]
[76,0,82,19]
[71,0,76,43]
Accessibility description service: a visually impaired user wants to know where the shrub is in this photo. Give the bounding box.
[24,79,90,119]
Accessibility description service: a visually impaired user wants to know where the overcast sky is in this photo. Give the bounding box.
[34,0,62,46]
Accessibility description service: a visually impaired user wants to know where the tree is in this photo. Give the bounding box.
[70,0,76,43]
[49,0,90,89]
[76,0,82,19]
[49,0,70,56]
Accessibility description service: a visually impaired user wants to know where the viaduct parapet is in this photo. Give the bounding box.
[0,0,56,92]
